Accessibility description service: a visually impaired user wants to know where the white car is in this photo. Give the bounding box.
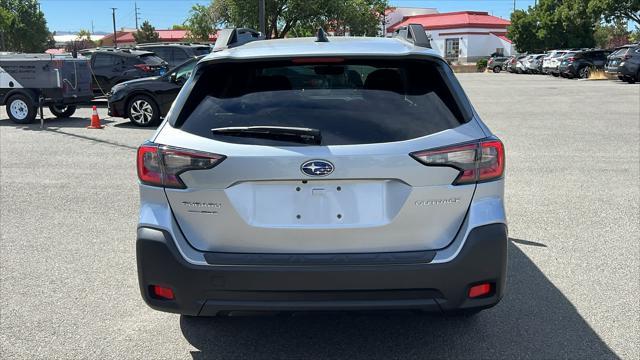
[542,50,569,76]
[135,26,507,317]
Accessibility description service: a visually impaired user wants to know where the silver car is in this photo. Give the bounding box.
[136,27,507,317]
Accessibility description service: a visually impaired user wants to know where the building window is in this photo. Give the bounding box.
[445,38,460,60]
[496,48,504,56]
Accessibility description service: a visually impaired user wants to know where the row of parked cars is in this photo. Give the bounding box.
[75,43,212,126]
[487,44,640,83]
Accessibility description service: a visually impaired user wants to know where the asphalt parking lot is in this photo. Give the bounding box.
[1,73,638,359]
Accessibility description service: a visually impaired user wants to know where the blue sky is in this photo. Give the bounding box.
[41,0,538,33]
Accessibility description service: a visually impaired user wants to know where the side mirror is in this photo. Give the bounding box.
[170,73,177,83]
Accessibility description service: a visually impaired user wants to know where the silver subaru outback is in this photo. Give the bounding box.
[136,27,507,317]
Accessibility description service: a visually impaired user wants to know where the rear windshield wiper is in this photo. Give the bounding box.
[211,126,322,145]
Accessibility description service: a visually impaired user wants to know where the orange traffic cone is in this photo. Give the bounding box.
[87,106,104,129]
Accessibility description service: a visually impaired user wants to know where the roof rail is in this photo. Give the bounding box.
[213,28,264,52]
[393,23,431,48]
[316,28,329,43]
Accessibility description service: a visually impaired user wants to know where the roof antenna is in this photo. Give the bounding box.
[316,28,329,42]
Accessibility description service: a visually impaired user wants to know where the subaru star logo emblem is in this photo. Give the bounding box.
[301,160,334,177]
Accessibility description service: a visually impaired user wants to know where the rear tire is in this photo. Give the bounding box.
[492,66,501,73]
[48,104,77,118]
[6,94,37,124]
[127,95,160,127]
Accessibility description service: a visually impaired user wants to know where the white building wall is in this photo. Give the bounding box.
[425,27,513,63]
[383,7,438,35]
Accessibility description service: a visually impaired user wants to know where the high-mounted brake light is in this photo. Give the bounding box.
[137,143,225,189]
[410,139,504,185]
[291,57,344,64]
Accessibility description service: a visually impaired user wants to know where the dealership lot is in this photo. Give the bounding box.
[1,73,638,359]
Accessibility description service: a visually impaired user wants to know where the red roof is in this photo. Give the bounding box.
[387,11,510,33]
[115,29,216,43]
[493,33,512,44]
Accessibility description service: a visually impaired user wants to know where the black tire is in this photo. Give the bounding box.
[127,95,160,127]
[48,104,77,118]
[551,72,559,77]
[579,66,590,79]
[492,66,501,73]
[627,77,636,84]
[6,94,37,124]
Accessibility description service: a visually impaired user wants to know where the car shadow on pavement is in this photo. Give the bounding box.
[0,117,116,129]
[179,241,618,360]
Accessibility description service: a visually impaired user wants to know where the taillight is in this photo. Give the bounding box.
[134,64,152,72]
[623,54,631,60]
[410,139,505,185]
[137,143,225,189]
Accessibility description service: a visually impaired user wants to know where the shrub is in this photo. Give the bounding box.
[476,58,488,72]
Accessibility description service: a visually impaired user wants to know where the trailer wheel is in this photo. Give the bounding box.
[6,94,37,124]
[48,104,77,118]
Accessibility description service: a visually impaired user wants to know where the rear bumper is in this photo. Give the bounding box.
[137,223,508,316]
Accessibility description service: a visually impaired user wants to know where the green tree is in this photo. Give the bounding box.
[210,0,388,39]
[134,20,160,43]
[630,25,640,43]
[184,4,215,41]
[0,0,50,52]
[588,0,640,24]
[172,24,188,30]
[76,29,92,41]
[507,0,597,52]
[594,20,631,48]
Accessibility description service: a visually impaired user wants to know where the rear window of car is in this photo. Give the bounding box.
[174,58,472,146]
[193,47,211,56]
[139,54,165,65]
[616,47,632,56]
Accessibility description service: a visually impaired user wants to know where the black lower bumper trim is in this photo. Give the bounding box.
[204,249,436,266]
[136,224,508,316]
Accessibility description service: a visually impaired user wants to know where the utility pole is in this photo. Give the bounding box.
[513,0,516,13]
[258,0,266,38]
[91,20,94,35]
[111,8,118,48]
[135,2,141,30]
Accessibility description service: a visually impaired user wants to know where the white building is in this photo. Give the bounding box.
[387,11,514,63]
[382,7,438,34]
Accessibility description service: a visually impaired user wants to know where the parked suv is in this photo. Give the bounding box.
[526,54,545,74]
[136,43,211,68]
[542,50,568,76]
[605,44,639,82]
[89,49,168,94]
[618,45,640,83]
[136,27,507,317]
[559,49,610,78]
[487,56,509,73]
[108,56,203,126]
[506,55,526,73]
